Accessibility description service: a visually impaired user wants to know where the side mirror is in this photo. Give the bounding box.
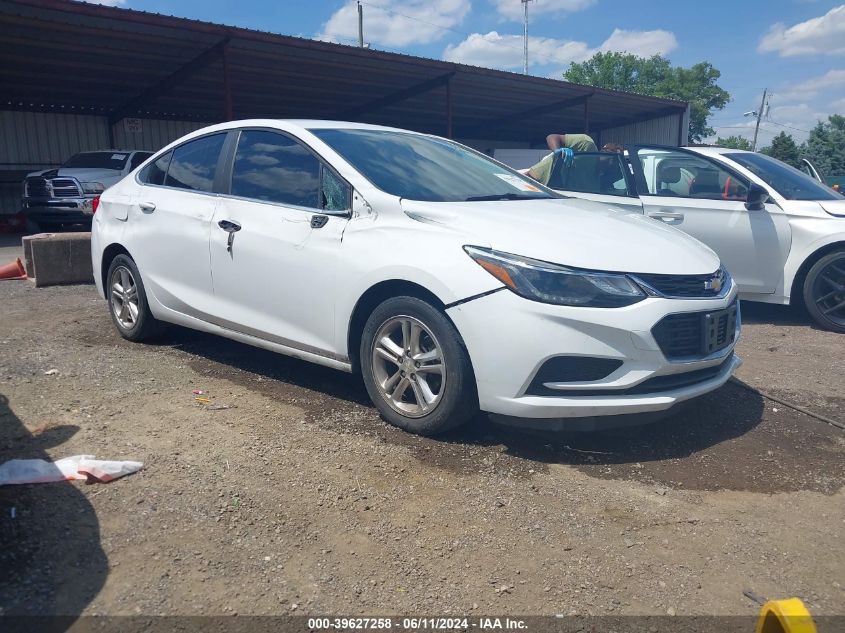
[745,183,769,211]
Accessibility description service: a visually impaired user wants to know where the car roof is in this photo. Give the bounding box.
[684,146,753,158]
[186,119,426,136]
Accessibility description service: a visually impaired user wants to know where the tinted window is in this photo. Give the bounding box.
[636,148,748,201]
[231,130,321,208]
[548,152,632,196]
[726,152,842,201]
[130,152,152,170]
[321,167,350,211]
[311,129,556,202]
[141,151,172,186]
[62,152,129,170]
[165,134,225,192]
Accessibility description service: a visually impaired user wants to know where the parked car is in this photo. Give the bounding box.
[23,150,152,232]
[539,146,845,333]
[92,120,741,435]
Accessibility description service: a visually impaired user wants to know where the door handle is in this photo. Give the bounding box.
[217,219,242,233]
[218,220,242,255]
[647,211,684,221]
[138,202,156,213]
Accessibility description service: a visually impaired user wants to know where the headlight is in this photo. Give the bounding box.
[81,182,105,194]
[464,246,646,308]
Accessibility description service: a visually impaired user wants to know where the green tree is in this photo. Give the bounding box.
[760,131,801,168]
[803,115,845,176]
[563,52,730,143]
[715,135,753,150]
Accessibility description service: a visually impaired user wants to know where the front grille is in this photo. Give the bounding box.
[652,301,738,360]
[634,268,728,298]
[25,176,81,198]
[50,178,81,197]
[25,177,49,197]
[536,353,733,397]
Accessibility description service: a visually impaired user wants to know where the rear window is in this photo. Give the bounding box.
[62,152,130,170]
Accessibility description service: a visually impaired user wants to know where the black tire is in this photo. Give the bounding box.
[25,218,45,235]
[105,254,166,341]
[360,296,478,436]
[803,249,845,333]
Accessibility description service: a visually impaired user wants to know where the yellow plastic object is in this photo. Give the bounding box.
[756,598,816,633]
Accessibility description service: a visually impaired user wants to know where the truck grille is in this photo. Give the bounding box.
[652,301,738,360]
[634,268,729,298]
[25,176,81,198]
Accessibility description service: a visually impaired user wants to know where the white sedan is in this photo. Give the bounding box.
[91,120,740,435]
[543,145,845,332]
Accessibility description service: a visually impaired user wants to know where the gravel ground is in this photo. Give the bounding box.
[0,235,843,618]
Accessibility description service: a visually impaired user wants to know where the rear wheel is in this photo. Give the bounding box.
[106,254,166,341]
[360,296,477,435]
[803,250,845,333]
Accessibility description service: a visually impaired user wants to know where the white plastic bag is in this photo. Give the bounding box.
[0,455,142,485]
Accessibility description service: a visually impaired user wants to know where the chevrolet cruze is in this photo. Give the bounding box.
[92,120,741,435]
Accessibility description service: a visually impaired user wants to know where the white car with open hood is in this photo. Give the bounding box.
[540,145,845,333]
[91,120,740,435]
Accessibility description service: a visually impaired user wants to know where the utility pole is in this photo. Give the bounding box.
[752,88,767,152]
[357,1,364,48]
[522,0,532,75]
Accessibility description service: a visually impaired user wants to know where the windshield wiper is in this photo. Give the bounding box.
[464,193,544,201]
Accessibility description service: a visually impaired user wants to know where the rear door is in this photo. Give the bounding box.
[131,132,229,318]
[207,128,350,357]
[547,152,644,213]
[628,145,790,294]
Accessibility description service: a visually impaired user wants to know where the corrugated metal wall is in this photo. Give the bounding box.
[600,108,690,147]
[0,111,208,215]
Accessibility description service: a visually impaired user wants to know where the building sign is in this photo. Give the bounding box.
[124,118,143,133]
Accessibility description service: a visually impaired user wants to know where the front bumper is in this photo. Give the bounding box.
[446,286,741,428]
[23,197,95,224]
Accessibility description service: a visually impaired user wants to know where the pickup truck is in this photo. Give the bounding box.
[22,150,152,232]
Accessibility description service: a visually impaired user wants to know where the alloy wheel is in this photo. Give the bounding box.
[371,315,446,418]
[812,253,845,328]
[110,265,140,330]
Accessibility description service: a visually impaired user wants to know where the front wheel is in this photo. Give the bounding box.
[803,250,845,333]
[360,296,478,435]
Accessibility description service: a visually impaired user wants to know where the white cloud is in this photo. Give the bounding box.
[598,28,677,57]
[317,0,470,47]
[758,5,845,57]
[443,28,677,71]
[777,68,845,102]
[491,0,596,21]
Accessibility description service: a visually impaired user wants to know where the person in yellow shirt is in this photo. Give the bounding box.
[527,133,598,185]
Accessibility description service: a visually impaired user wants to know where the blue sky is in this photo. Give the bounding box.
[95,0,845,145]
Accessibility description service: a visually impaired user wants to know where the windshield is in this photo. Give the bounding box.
[725,152,842,201]
[62,152,129,171]
[310,129,557,202]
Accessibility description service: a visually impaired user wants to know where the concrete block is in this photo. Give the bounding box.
[21,233,55,278]
[30,232,94,287]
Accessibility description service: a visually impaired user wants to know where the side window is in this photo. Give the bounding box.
[321,166,351,211]
[636,149,748,201]
[231,130,320,208]
[164,134,226,193]
[548,153,631,196]
[130,152,152,170]
[140,151,172,186]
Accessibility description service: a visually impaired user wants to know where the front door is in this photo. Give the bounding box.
[628,146,791,294]
[208,129,351,358]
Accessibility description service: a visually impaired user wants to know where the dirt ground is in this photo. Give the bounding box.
[0,234,843,619]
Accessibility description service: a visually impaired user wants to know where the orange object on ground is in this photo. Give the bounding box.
[756,598,817,633]
[0,257,26,280]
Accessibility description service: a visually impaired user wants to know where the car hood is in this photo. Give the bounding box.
[401,197,720,275]
[26,167,123,185]
[819,200,845,217]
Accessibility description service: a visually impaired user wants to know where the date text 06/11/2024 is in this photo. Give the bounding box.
[306,617,528,630]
